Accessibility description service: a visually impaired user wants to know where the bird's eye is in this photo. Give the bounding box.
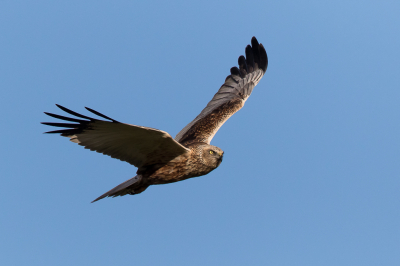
[209,150,214,155]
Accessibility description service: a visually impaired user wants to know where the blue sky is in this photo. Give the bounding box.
[1,1,399,265]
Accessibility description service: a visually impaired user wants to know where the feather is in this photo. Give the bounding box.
[251,37,260,68]
[238,55,248,77]
[41,122,80,128]
[44,112,86,123]
[56,104,96,121]
[230,67,241,76]
[44,129,78,134]
[245,45,254,72]
[91,175,143,203]
[259,44,268,72]
[85,107,118,122]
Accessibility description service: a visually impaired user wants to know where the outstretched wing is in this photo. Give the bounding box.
[42,104,190,168]
[175,37,268,145]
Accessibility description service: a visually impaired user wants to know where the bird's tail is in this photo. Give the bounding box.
[91,175,148,203]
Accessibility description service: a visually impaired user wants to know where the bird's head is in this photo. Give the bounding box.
[202,144,224,168]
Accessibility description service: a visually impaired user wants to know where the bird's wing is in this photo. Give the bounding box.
[175,37,268,145]
[42,105,190,168]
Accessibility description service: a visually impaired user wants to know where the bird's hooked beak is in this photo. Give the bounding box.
[217,152,224,167]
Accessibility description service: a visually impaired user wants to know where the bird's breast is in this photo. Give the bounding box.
[144,152,215,185]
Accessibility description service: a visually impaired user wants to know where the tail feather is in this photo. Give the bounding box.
[91,175,143,203]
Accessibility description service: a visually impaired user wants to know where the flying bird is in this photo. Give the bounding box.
[42,37,268,202]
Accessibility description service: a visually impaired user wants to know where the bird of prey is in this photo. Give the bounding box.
[42,37,268,202]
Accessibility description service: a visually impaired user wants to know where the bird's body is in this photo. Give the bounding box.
[93,143,224,201]
[141,143,223,185]
[42,37,268,202]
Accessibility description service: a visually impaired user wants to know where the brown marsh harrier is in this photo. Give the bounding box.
[42,37,268,202]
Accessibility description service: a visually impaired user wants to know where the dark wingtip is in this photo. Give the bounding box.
[250,37,267,73]
[85,107,118,123]
[230,66,241,76]
[43,129,75,134]
[238,55,248,76]
[259,43,268,72]
[43,112,86,123]
[251,37,260,68]
[251,36,259,47]
[245,44,255,72]
[235,37,268,76]
[41,122,80,128]
[56,104,95,121]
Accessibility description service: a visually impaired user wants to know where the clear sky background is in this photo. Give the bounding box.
[1,1,399,265]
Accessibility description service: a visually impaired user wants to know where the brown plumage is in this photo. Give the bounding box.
[42,36,268,202]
